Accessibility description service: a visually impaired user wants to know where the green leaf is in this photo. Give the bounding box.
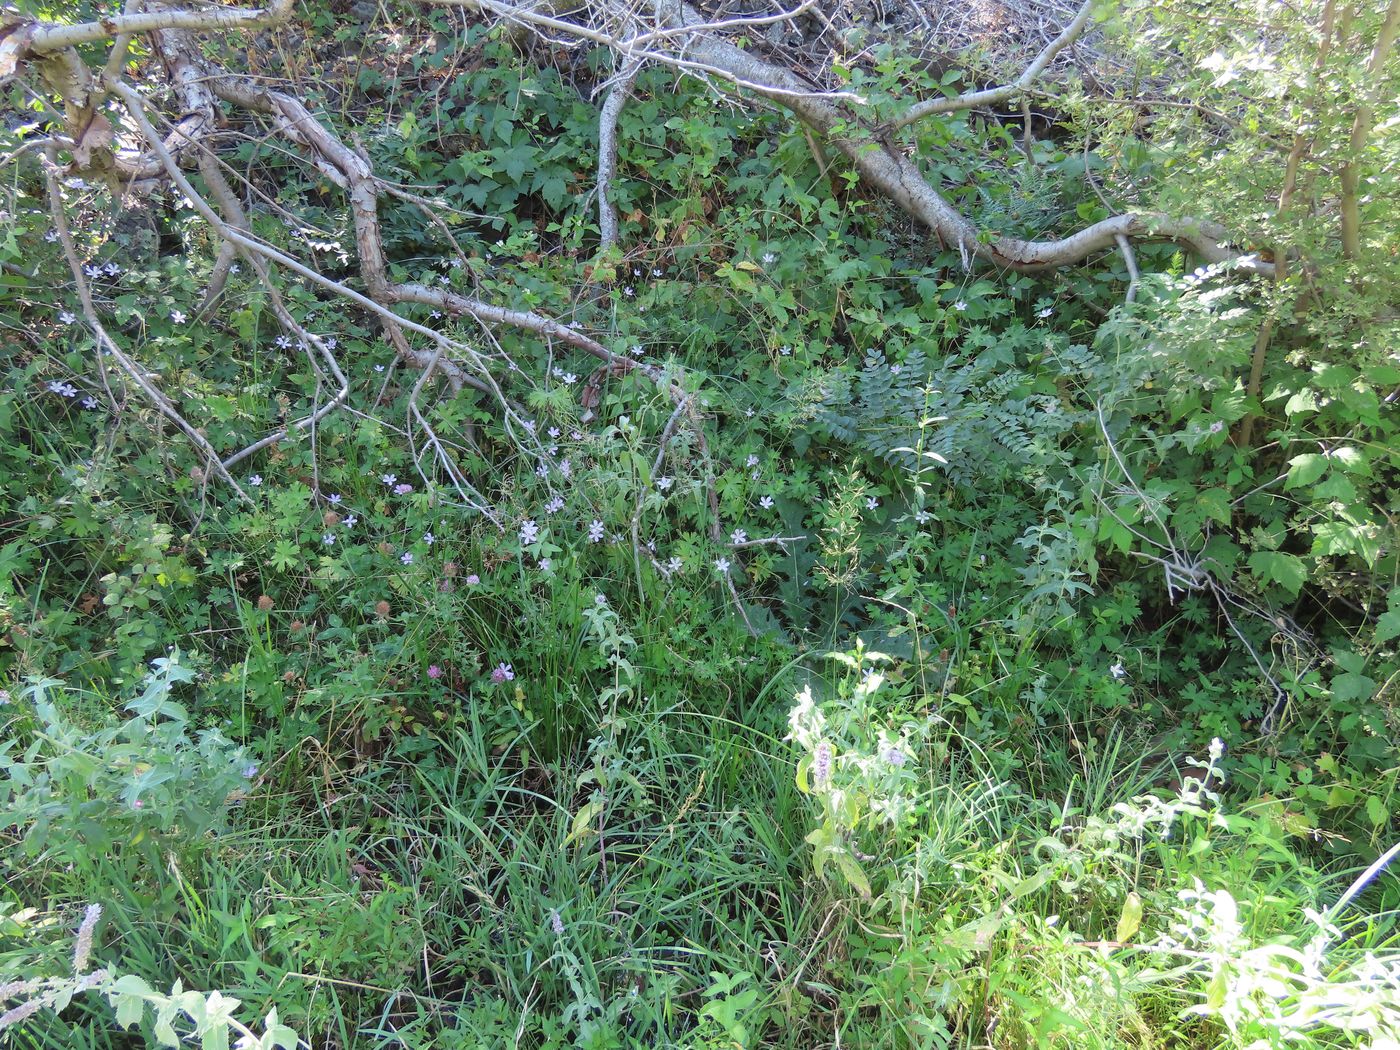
[1115,892,1143,943]
[1247,551,1307,596]
[1375,608,1400,645]
[1285,453,1327,489]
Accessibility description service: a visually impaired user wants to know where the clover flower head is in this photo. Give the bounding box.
[394,483,413,495]
[427,665,443,680]
[491,662,515,683]
[465,573,480,585]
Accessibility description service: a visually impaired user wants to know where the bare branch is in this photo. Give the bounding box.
[597,58,643,254]
[891,0,1097,130]
[11,0,294,54]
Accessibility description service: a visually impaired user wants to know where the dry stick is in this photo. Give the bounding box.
[17,0,295,53]
[40,154,251,504]
[1114,233,1139,304]
[597,57,644,255]
[892,0,1096,129]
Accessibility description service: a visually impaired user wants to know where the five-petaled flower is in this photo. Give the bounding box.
[400,552,414,565]
[520,520,540,545]
[248,475,263,487]
[714,557,731,574]
[587,520,604,543]
[759,496,774,510]
[170,310,187,324]
[382,473,397,486]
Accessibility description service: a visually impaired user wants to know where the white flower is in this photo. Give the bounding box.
[714,557,731,574]
[248,474,263,487]
[759,496,774,510]
[954,300,968,312]
[730,529,748,545]
[423,532,435,546]
[1109,663,1126,680]
[914,510,931,524]
[400,551,414,565]
[656,476,674,491]
[430,310,441,319]
[323,532,336,545]
[170,310,187,324]
[652,268,663,277]
[82,396,99,410]
[374,364,386,372]
[343,515,357,528]
[745,454,759,468]
[548,426,560,439]
[539,557,552,572]
[624,286,635,297]
[327,493,342,504]
[382,473,397,486]
[865,497,879,510]
[59,310,76,325]
[535,463,549,478]
[779,345,792,356]
[561,372,578,385]
[666,556,683,574]
[275,335,292,349]
[229,263,241,274]
[1037,306,1054,319]
[519,520,540,545]
[588,520,604,543]
[761,252,776,265]
[1208,737,1225,762]
[744,408,755,418]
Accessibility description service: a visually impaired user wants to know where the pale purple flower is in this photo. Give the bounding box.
[382,473,397,486]
[544,496,564,514]
[914,510,931,524]
[519,520,540,545]
[656,476,674,491]
[394,483,413,495]
[400,552,413,565]
[327,493,342,504]
[248,474,263,487]
[812,743,832,787]
[427,665,444,680]
[465,573,480,585]
[538,557,551,572]
[241,764,259,779]
[491,662,515,683]
[730,529,748,545]
[548,426,561,439]
[714,557,730,574]
[343,515,358,528]
[59,310,76,325]
[558,459,572,477]
[82,396,99,409]
[745,454,759,468]
[587,520,604,543]
[1209,420,1225,434]
[550,908,565,934]
[323,532,336,545]
[882,746,906,767]
[423,532,435,546]
[865,497,879,510]
[535,463,549,478]
[594,593,607,606]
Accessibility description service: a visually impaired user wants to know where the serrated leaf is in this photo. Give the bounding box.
[1285,453,1327,489]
